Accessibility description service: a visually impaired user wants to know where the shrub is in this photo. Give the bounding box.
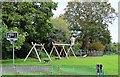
[93,42,105,51]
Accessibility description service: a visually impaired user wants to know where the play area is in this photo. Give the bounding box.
[2,33,119,75]
[2,2,119,76]
[3,27,118,76]
[24,41,77,62]
[3,34,118,75]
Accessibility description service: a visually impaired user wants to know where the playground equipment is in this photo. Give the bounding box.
[67,44,77,58]
[24,42,51,62]
[50,42,76,59]
[6,32,18,65]
[24,36,77,62]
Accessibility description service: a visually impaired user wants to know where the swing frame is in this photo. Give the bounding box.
[50,42,76,59]
[24,42,51,62]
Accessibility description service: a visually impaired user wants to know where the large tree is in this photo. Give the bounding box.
[2,2,57,59]
[64,2,117,51]
[43,16,71,54]
[50,16,70,43]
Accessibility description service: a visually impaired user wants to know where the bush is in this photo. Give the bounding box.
[104,43,118,55]
[93,42,105,51]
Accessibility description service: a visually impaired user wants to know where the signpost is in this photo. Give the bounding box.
[6,32,18,65]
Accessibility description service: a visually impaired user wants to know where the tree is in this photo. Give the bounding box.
[64,2,117,51]
[2,23,27,59]
[50,16,70,43]
[43,16,71,54]
[2,2,57,59]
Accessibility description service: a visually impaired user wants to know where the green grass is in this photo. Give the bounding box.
[2,55,118,75]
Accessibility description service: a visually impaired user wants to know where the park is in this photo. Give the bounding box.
[1,1,119,76]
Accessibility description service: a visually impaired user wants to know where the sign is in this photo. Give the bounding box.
[6,32,18,41]
[6,32,18,66]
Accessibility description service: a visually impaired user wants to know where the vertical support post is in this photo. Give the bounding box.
[50,46,54,56]
[54,46,61,59]
[34,43,41,62]
[24,43,35,61]
[60,46,63,56]
[42,44,52,61]
[70,46,77,58]
[67,45,76,58]
[67,46,70,57]
[63,46,69,59]
[12,41,15,65]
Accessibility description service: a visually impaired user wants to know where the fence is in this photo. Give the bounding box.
[2,65,98,75]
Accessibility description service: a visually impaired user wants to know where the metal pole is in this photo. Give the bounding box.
[12,41,15,65]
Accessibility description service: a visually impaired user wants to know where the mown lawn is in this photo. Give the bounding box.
[2,55,118,75]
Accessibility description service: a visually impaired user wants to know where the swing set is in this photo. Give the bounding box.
[24,42,76,62]
[24,42,51,62]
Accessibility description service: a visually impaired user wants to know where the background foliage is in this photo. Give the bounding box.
[2,2,57,59]
[1,2,118,59]
[64,2,117,53]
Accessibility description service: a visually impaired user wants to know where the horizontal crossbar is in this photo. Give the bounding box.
[53,44,71,46]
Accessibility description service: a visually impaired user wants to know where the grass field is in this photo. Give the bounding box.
[2,55,118,75]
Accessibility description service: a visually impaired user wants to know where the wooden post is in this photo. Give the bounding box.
[33,43,41,62]
[62,46,69,59]
[24,42,35,61]
[50,42,61,59]
[59,46,64,55]
[41,44,52,61]
[54,46,61,59]
[70,46,77,58]
[67,46,70,56]
[67,45,77,58]
[50,46,54,56]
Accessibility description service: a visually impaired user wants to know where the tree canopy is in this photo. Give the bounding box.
[64,2,117,51]
[50,16,70,43]
[2,2,57,59]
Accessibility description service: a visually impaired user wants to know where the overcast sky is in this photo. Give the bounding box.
[52,0,119,43]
